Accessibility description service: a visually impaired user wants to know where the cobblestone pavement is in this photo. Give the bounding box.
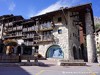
[0,60,100,75]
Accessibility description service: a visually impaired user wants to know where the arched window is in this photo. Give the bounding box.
[73,46,78,59]
[79,48,82,59]
[46,45,64,58]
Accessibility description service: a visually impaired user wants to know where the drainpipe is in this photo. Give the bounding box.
[60,7,68,25]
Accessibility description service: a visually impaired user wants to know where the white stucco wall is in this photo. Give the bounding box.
[95,31,100,49]
[0,24,3,39]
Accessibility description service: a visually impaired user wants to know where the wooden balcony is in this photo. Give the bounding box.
[4,22,13,27]
[5,23,9,27]
[16,26,22,31]
[23,28,28,32]
[39,27,53,32]
[7,28,13,32]
[34,35,54,43]
[27,27,36,32]
[38,22,54,32]
[24,42,33,46]
[4,34,23,39]
[9,22,13,26]
[13,27,16,31]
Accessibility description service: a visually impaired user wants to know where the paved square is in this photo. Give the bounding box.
[0,60,100,75]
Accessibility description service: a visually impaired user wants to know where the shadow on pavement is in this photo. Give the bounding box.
[0,66,32,75]
[38,62,56,67]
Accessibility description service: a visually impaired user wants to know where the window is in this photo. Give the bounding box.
[97,38,99,41]
[73,33,75,36]
[97,42,99,45]
[58,17,62,22]
[58,29,62,34]
[96,33,99,36]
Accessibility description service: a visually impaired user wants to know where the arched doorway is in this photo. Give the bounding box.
[73,46,78,59]
[17,46,21,54]
[79,48,82,59]
[81,43,87,61]
[46,45,64,58]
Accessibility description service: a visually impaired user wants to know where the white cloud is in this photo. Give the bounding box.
[36,0,81,15]
[28,9,36,18]
[8,2,16,11]
[27,8,37,18]
[27,0,81,18]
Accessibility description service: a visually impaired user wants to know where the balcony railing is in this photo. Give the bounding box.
[8,28,13,32]
[23,28,27,32]
[34,25,38,31]
[39,22,53,31]
[24,41,33,46]
[16,26,22,30]
[5,23,9,27]
[33,35,54,42]
[26,34,34,38]
[27,26,35,31]
[9,22,13,26]
[13,27,16,31]
[16,33,22,36]
[41,35,53,41]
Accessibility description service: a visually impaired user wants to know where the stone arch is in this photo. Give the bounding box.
[46,45,64,58]
[72,45,78,59]
[78,47,82,59]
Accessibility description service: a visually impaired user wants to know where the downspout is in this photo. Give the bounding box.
[60,7,68,25]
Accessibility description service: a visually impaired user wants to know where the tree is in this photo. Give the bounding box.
[3,39,18,55]
[3,39,17,46]
[95,24,100,30]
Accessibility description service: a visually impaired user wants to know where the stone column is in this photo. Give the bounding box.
[21,47,23,55]
[67,11,73,60]
[13,46,17,54]
[32,47,35,55]
[85,12,96,63]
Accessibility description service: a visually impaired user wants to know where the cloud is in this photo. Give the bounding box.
[27,0,83,18]
[36,0,81,15]
[27,8,37,18]
[28,9,36,18]
[8,2,16,11]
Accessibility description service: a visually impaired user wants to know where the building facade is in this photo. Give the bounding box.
[95,29,100,53]
[30,3,97,62]
[0,3,97,63]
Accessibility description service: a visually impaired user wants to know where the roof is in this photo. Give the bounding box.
[31,3,92,19]
[13,20,24,24]
[22,19,35,24]
[0,14,24,21]
[0,14,13,20]
[3,15,24,20]
[30,3,95,33]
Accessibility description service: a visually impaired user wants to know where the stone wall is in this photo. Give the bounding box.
[38,12,69,59]
[38,12,80,60]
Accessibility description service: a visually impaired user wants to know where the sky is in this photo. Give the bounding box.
[0,0,100,19]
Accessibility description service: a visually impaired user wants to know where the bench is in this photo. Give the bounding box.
[57,60,86,66]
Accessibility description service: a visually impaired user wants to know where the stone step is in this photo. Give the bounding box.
[58,62,86,66]
[57,59,86,66]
